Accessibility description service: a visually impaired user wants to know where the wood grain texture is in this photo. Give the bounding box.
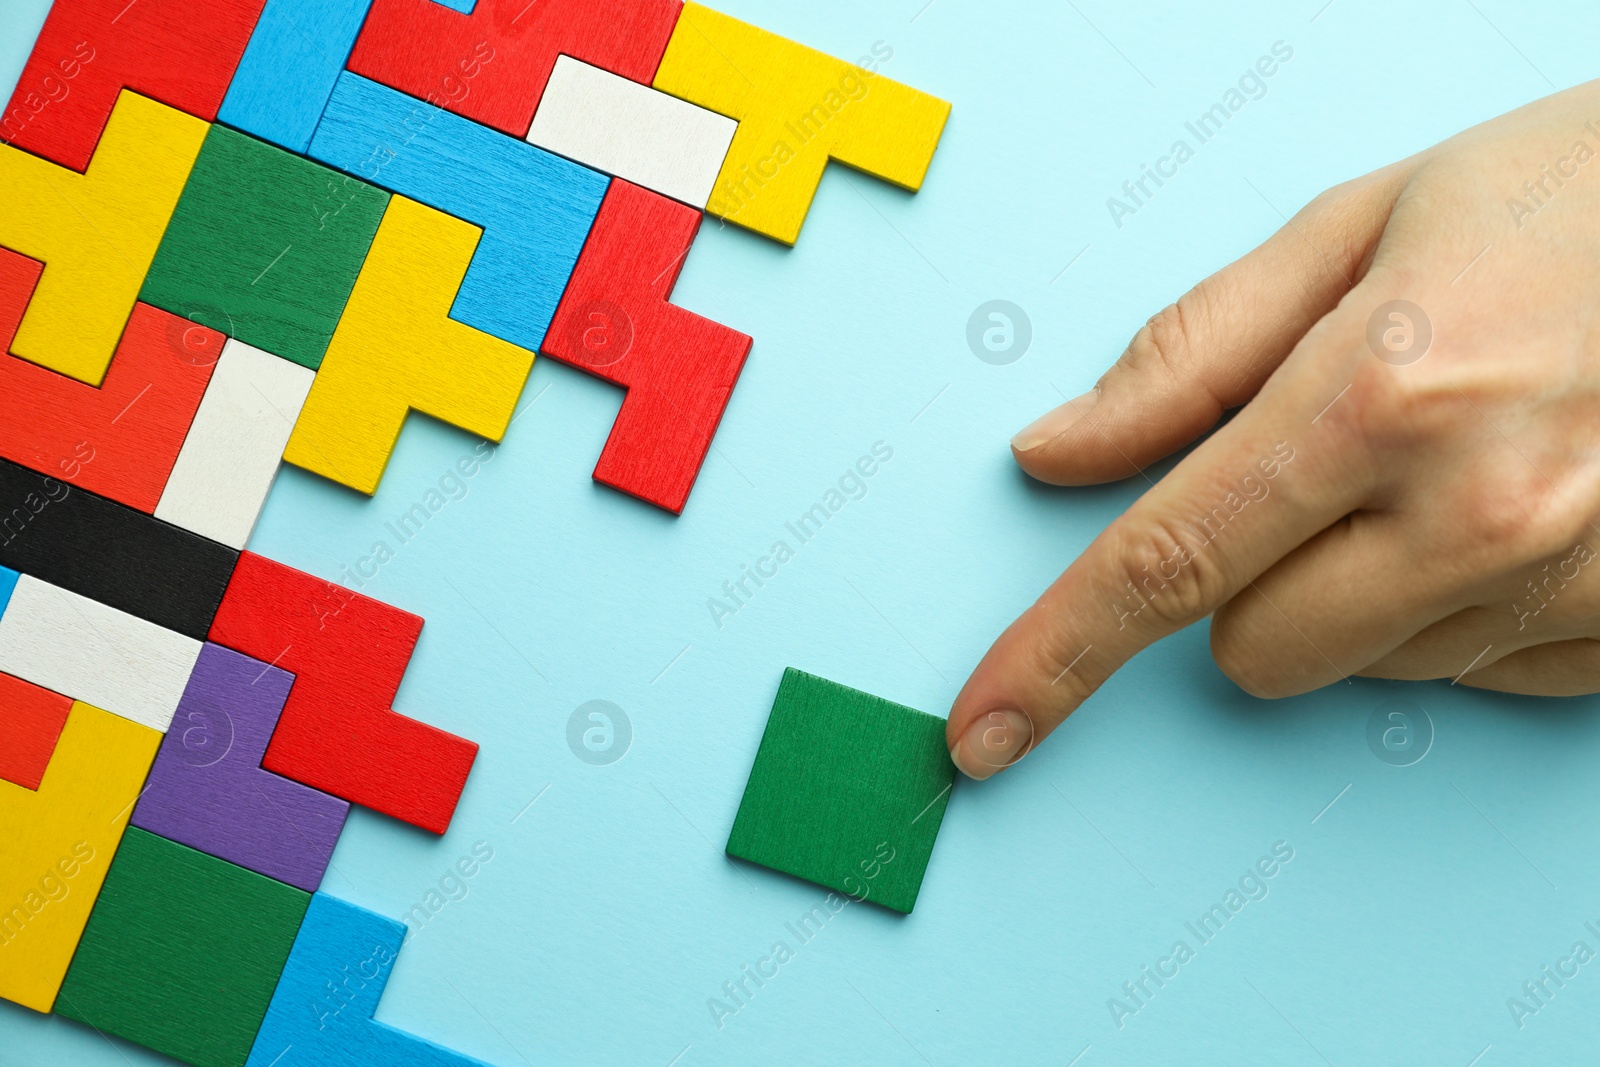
[725,668,955,914]
[217,0,376,153]
[57,827,311,1067]
[0,576,204,733]
[131,643,349,893]
[140,123,390,371]
[285,196,533,495]
[653,3,951,245]
[347,0,682,139]
[0,456,240,640]
[308,72,609,354]
[0,0,265,171]
[155,338,315,549]
[245,892,491,1066]
[528,55,736,208]
[0,700,161,1012]
[0,671,72,792]
[542,180,751,514]
[0,288,220,514]
[209,552,477,834]
[0,91,207,385]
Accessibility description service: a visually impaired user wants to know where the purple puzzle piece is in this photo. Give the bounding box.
[132,642,349,892]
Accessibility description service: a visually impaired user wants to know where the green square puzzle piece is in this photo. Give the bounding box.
[727,668,955,914]
[57,828,311,1067]
[140,123,389,369]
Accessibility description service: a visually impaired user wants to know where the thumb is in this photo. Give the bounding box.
[1012,169,1409,486]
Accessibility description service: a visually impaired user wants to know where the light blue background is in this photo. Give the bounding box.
[4,1,1600,1063]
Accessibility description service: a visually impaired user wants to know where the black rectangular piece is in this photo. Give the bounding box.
[0,458,239,640]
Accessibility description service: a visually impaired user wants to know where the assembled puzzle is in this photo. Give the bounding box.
[0,0,950,1062]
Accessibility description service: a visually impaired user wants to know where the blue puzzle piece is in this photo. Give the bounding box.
[0,565,17,616]
[245,893,491,1066]
[309,71,610,352]
[218,0,376,153]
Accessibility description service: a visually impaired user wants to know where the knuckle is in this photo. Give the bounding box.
[1025,627,1099,709]
[1462,474,1589,568]
[1209,601,1303,698]
[1102,516,1231,632]
[1334,356,1452,450]
[1120,289,1210,384]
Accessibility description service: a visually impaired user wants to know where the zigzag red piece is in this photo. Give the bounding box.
[0,251,218,512]
[346,0,682,139]
[1,0,266,171]
[207,551,478,834]
[543,179,752,514]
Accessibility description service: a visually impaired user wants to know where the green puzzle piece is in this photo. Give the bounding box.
[57,828,311,1067]
[727,668,955,914]
[140,123,389,369]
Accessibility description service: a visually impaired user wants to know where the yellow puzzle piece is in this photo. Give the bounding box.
[285,195,535,494]
[0,701,160,1012]
[0,91,207,386]
[653,2,951,245]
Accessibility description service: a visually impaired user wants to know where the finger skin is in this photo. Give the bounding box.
[949,175,1411,779]
[1011,166,1411,487]
[1456,638,1600,696]
[948,396,1374,778]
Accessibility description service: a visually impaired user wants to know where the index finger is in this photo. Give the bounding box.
[946,358,1373,778]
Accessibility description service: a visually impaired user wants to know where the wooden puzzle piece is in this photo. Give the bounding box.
[0,249,39,351]
[57,828,311,1066]
[726,668,955,914]
[0,672,72,792]
[285,196,533,495]
[217,0,376,153]
[347,0,682,139]
[209,552,477,834]
[0,288,221,514]
[246,892,491,1066]
[309,72,610,354]
[0,457,240,640]
[0,90,207,385]
[0,700,161,1012]
[0,576,204,733]
[653,3,951,245]
[131,644,350,893]
[140,123,391,371]
[0,0,265,172]
[543,180,751,514]
[527,55,737,209]
[155,338,315,549]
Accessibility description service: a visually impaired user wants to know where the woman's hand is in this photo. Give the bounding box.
[949,79,1600,780]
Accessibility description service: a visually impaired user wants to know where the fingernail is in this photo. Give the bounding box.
[1011,390,1097,452]
[950,709,1035,781]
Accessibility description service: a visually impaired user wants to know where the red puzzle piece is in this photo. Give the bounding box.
[543,180,752,514]
[347,0,682,139]
[1,0,266,171]
[0,671,73,791]
[207,552,477,834]
[1,252,219,512]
